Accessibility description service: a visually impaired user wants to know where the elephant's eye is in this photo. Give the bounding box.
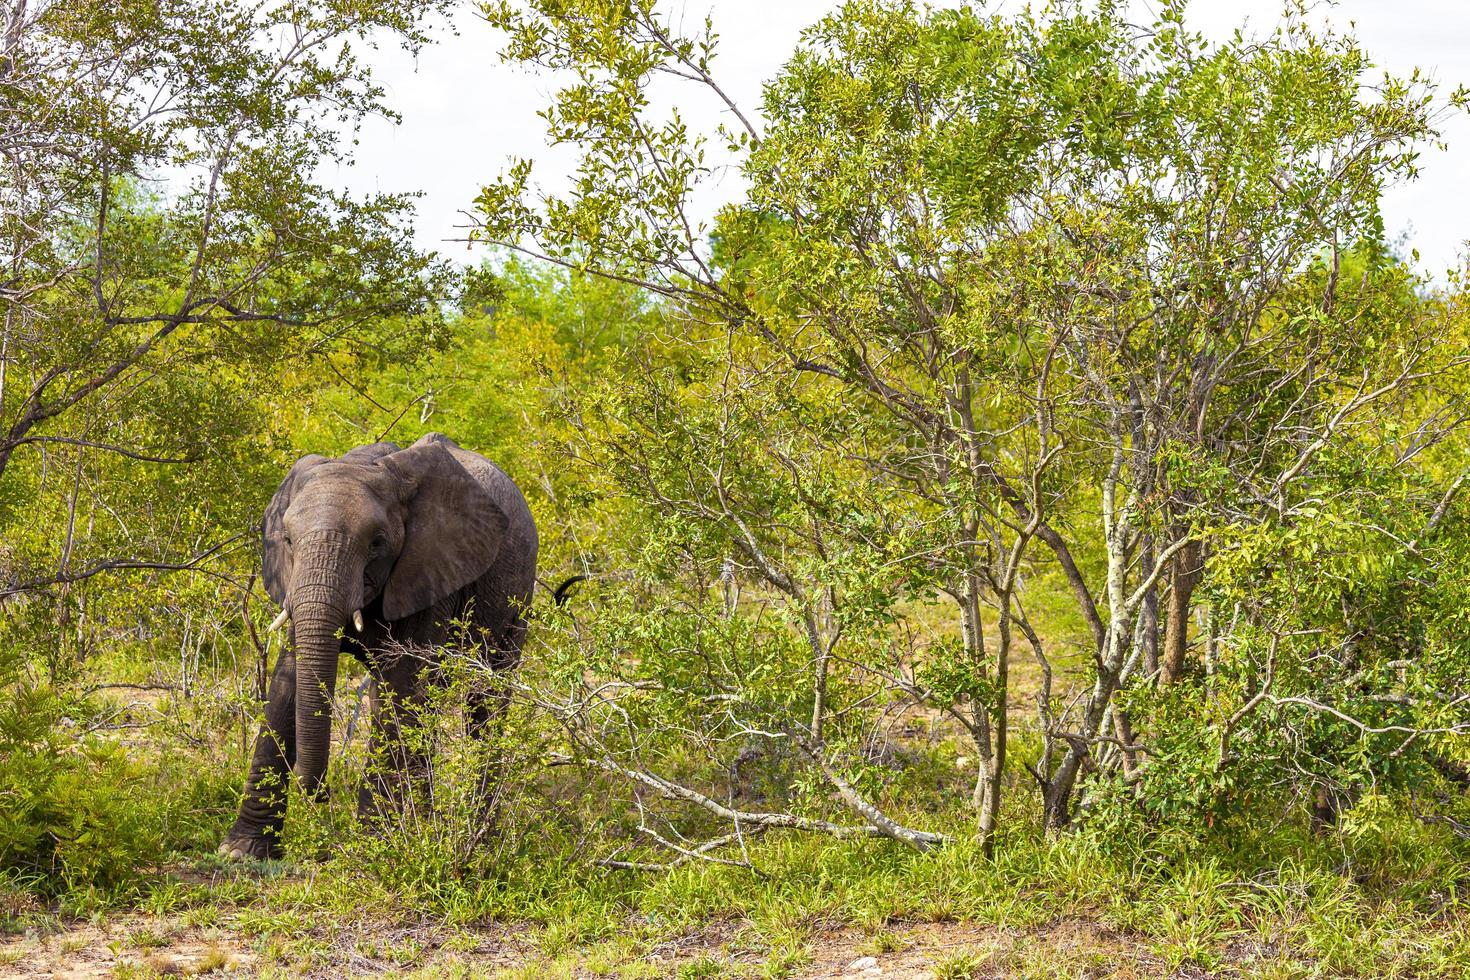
[370,532,387,554]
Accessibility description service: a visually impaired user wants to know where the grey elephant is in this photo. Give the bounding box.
[219,433,538,861]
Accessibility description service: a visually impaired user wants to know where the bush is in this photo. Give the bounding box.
[0,682,164,892]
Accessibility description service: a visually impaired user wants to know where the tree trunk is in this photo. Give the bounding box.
[1140,536,1160,677]
[976,597,1010,857]
[1161,538,1202,684]
[1045,456,1130,831]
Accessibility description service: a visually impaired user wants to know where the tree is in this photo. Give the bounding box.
[0,0,452,608]
[476,0,1469,856]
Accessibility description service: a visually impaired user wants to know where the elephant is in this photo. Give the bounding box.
[218,432,538,861]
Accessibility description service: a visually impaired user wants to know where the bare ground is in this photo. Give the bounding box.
[0,911,1284,978]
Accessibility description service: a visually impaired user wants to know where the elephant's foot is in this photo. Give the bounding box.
[217,832,283,861]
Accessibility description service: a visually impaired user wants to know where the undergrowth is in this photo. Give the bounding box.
[4,741,1470,977]
[4,653,1469,977]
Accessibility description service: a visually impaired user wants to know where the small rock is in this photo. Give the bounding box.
[849,954,880,971]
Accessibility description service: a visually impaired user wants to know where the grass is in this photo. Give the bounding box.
[856,929,908,956]
[195,944,232,972]
[7,787,1470,976]
[5,614,1470,978]
[932,950,988,980]
[126,926,170,949]
[203,812,1470,974]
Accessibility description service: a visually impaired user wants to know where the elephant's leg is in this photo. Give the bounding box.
[466,587,526,734]
[467,616,520,735]
[220,648,297,860]
[465,680,511,840]
[357,655,430,828]
[465,612,526,834]
[354,676,381,821]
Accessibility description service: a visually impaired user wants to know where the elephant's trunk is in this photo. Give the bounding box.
[287,532,362,798]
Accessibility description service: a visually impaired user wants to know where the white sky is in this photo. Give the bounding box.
[331,1,1470,278]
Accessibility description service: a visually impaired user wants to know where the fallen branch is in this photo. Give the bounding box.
[1408,791,1470,840]
[82,682,180,695]
[794,736,949,853]
[599,828,765,874]
[551,751,945,848]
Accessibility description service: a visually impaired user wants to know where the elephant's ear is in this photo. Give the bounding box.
[378,438,508,620]
[262,453,330,606]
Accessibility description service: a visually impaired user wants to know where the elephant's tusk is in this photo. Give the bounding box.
[352,609,364,633]
[268,607,289,632]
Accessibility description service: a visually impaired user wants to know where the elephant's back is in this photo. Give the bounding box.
[426,435,538,596]
[462,452,537,552]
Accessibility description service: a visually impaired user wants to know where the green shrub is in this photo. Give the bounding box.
[0,683,163,892]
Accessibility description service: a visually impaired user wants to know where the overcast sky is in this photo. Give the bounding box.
[331,1,1470,278]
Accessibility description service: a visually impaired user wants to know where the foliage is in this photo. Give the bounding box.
[0,670,239,896]
[0,0,455,897]
[0,682,159,891]
[4,2,1470,975]
[477,0,1470,857]
[0,0,454,618]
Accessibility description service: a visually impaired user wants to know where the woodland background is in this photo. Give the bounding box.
[5,0,1470,976]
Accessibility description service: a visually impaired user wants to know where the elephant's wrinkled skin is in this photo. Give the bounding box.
[219,433,537,860]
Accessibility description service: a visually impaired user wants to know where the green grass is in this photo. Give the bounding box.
[11,799,1470,975]
[932,950,988,980]
[6,648,1470,979]
[8,795,1470,976]
[202,805,1468,975]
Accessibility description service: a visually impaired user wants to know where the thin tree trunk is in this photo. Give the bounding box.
[958,570,990,818]
[1045,442,1130,830]
[1140,536,1159,676]
[1161,538,1202,684]
[1203,601,1219,701]
[807,595,830,743]
[1132,393,1159,677]
[977,595,1010,856]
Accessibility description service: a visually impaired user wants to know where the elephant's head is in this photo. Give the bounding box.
[261,435,508,795]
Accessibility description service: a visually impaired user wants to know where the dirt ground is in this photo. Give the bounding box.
[0,913,1229,979]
